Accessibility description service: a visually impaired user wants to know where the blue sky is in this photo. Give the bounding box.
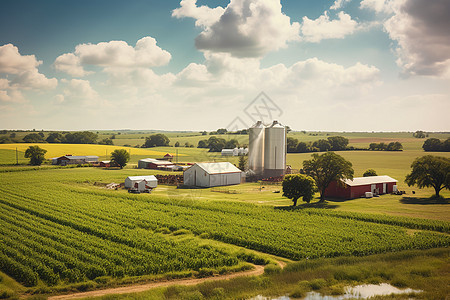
[1,0,449,131]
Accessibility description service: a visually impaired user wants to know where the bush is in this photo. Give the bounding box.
[173,229,191,236]
[264,264,281,275]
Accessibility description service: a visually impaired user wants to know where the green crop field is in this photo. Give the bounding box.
[0,166,449,298]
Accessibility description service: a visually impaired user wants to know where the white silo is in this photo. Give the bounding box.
[248,121,265,176]
[263,120,286,178]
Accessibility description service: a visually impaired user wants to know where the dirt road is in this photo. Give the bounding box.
[48,265,265,300]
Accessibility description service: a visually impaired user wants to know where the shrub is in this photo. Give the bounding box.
[264,264,281,275]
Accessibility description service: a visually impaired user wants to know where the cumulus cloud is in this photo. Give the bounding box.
[61,78,104,107]
[301,11,358,43]
[173,0,300,58]
[330,0,352,10]
[0,44,57,102]
[54,37,171,76]
[362,0,450,77]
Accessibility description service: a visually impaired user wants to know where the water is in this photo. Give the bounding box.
[250,283,422,300]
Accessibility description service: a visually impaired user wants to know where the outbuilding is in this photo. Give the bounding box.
[183,162,243,187]
[124,175,158,189]
[138,158,174,169]
[324,175,397,199]
[56,155,99,165]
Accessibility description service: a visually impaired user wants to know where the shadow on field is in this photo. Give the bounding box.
[275,201,339,210]
[400,197,449,205]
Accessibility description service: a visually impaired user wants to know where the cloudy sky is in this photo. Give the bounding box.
[0,0,449,131]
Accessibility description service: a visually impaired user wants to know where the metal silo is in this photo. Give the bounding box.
[264,120,286,178]
[248,121,265,176]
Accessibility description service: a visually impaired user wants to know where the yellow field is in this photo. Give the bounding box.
[0,143,182,159]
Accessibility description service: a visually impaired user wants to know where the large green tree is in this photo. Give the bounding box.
[282,174,318,206]
[24,146,47,166]
[23,133,45,143]
[110,149,130,169]
[327,136,349,151]
[405,155,450,198]
[143,134,170,148]
[303,152,354,202]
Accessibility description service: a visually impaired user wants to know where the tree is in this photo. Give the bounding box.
[296,142,309,153]
[46,132,65,143]
[98,138,113,145]
[405,155,450,198]
[24,146,47,166]
[224,139,239,149]
[327,136,349,151]
[197,140,208,148]
[238,155,247,171]
[312,139,332,152]
[23,133,44,143]
[363,169,378,177]
[207,136,226,152]
[174,141,180,147]
[413,130,426,138]
[282,174,318,206]
[303,152,354,202]
[110,149,130,169]
[422,138,443,152]
[287,137,299,153]
[386,141,403,151]
[143,134,170,147]
[65,131,98,144]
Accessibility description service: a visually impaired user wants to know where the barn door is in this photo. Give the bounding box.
[383,183,386,194]
[371,184,376,194]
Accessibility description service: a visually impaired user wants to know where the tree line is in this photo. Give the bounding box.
[422,138,450,152]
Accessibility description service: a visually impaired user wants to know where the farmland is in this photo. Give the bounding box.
[0,131,449,299]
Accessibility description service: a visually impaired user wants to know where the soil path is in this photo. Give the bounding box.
[48,265,266,300]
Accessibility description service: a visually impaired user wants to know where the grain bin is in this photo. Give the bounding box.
[263,120,286,178]
[248,121,265,176]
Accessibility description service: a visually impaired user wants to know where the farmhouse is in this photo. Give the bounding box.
[56,155,98,166]
[124,175,158,190]
[183,162,243,187]
[325,175,398,199]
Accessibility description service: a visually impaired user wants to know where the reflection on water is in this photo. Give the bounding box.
[250,283,422,300]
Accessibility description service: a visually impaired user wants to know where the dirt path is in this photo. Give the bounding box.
[48,265,266,300]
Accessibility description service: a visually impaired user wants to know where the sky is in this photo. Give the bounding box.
[0,0,449,132]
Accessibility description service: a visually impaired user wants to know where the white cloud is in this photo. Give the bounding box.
[61,79,105,107]
[301,11,358,43]
[172,0,225,27]
[174,0,300,58]
[54,37,171,76]
[330,0,352,10]
[362,0,450,77]
[0,44,57,103]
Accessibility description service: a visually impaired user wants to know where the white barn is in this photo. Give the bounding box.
[124,175,158,189]
[183,162,243,187]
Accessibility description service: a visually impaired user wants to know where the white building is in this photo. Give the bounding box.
[124,175,158,189]
[183,162,243,187]
[221,147,248,156]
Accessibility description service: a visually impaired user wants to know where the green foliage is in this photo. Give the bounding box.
[64,131,98,144]
[282,174,318,205]
[23,133,45,143]
[238,155,247,171]
[327,136,349,151]
[312,139,332,152]
[303,152,354,202]
[423,138,450,152]
[174,141,180,147]
[24,146,47,166]
[369,142,403,151]
[287,137,298,153]
[405,155,450,197]
[363,169,378,177]
[143,134,170,148]
[413,130,426,138]
[45,132,65,143]
[110,149,130,169]
[98,138,113,145]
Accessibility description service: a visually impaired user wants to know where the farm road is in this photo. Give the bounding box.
[48,264,268,299]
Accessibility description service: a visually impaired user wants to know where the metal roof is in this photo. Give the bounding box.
[195,162,242,174]
[60,155,98,160]
[343,175,397,187]
[126,175,157,181]
[149,160,174,165]
[139,158,159,162]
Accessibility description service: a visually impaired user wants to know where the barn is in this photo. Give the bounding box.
[124,175,158,189]
[56,155,98,165]
[183,162,243,187]
[138,158,174,169]
[325,175,397,199]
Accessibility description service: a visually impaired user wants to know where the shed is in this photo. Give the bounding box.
[124,175,158,189]
[183,162,243,187]
[164,153,174,161]
[138,158,158,169]
[324,175,397,199]
[56,155,99,166]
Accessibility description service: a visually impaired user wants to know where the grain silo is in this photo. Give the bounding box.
[263,120,286,178]
[248,121,265,176]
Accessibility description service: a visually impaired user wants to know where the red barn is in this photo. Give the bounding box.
[325,175,397,199]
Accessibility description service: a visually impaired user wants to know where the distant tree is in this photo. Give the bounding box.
[201,131,207,136]
[443,138,450,152]
[46,132,65,143]
[327,136,349,151]
[422,138,443,152]
[385,142,403,151]
[98,138,113,145]
[9,133,16,138]
[413,131,426,138]
[303,152,354,202]
[238,155,247,171]
[405,155,450,198]
[216,128,227,134]
[110,149,130,169]
[143,134,170,147]
[111,134,116,139]
[197,140,208,148]
[23,133,45,143]
[287,137,299,153]
[24,145,47,166]
[363,169,378,177]
[282,174,318,206]
[65,131,98,144]
[38,132,45,138]
[174,141,180,147]
[296,142,309,153]
[286,126,292,133]
[0,136,11,144]
[312,139,332,152]
[224,139,239,149]
[185,142,192,148]
[207,136,226,152]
